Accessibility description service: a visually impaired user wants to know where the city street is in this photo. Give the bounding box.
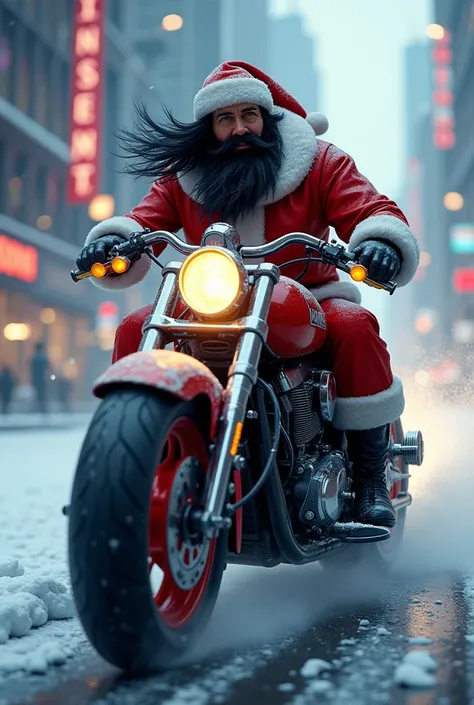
[2,392,474,704]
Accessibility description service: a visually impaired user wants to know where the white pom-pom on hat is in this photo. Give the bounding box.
[306,112,329,136]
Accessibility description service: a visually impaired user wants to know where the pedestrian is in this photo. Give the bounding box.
[0,365,16,414]
[30,342,50,414]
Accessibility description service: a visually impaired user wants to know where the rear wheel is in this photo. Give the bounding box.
[321,419,408,573]
[68,387,226,673]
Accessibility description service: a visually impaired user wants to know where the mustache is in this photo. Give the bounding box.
[207,132,277,157]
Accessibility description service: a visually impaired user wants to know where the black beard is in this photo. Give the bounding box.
[116,104,285,222]
[193,131,283,222]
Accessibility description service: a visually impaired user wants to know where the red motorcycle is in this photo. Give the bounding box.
[67,224,423,673]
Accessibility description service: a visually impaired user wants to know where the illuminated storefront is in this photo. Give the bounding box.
[0,229,108,401]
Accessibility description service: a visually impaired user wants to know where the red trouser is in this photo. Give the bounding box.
[112,298,403,431]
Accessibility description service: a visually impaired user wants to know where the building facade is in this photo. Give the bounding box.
[0,0,159,403]
[220,0,270,72]
[388,40,437,364]
[269,14,321,114]
[435,0,474,350]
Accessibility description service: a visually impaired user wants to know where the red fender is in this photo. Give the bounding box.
[93,350,224,439]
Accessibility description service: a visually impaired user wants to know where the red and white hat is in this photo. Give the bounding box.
[193,60,329,136]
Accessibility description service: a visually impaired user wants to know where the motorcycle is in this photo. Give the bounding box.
[66,223,424,673]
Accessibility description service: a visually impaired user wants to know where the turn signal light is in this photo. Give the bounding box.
[91,262,107,279]
[349,264,368,282]
[111,256,130,274]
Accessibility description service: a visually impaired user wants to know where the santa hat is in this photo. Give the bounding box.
[193,60,329,136]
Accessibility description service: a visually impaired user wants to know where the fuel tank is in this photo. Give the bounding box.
[266,277,327,358]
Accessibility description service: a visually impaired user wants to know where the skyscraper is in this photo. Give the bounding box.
[269,14,322,113]
[220,0,271,72]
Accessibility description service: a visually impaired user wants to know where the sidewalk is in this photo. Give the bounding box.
[0,411,94,432]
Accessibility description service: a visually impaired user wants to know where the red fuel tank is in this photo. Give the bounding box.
[266,277,327,358]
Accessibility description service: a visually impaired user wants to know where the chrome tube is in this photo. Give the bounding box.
[139,266,180,351]
[200,264,279,536]
[137,230,324,261]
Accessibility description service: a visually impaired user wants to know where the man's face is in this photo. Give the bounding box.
[212,103,264,148]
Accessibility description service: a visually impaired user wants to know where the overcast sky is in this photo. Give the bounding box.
[270,0,433,323]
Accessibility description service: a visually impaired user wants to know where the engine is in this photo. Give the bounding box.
[277,364,338,448]
[277,364,350,528]
[292,451,350,527]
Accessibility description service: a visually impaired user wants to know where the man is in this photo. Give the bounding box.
[77,61,419,528]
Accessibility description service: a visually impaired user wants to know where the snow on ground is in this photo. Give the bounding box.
[0,429,89,675]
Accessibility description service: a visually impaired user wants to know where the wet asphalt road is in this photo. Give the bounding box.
[3,396,474,705]
[2,567,474,705]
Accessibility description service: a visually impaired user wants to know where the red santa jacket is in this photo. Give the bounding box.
[85,107,419,303]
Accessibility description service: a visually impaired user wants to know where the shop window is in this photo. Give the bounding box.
[0,140,4,212]
[0,8,16,104]
[9,152,28,222]
[57,61,70,142]
[107,0,123,30]
[104,69,119,195]
[34,40,48,127]
[35,165,48,219]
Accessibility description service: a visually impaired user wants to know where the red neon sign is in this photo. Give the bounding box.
[0,234,38,283]
[67,0,104,204]
[432,31,455,150]
[453,268,474,293]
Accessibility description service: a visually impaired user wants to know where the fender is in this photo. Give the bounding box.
[93,350,223,438]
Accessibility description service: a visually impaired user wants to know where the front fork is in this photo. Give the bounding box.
[140,262,279,538]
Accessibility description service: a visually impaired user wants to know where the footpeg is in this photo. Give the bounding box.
[392,430,424,466]
[325,522,391,543]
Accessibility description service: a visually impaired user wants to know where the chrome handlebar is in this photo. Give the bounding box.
[71,228,397,294]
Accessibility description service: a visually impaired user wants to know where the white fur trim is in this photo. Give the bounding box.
[84,215,151,291]
[306,112,329,136]
[179,107,318,206]
[332,376,405,431]
[309,280,362,305]
[193,77,274,120]
[347,214,420,287]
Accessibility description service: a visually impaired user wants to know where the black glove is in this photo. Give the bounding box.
[352,239,401,283]
[76,234,126,273]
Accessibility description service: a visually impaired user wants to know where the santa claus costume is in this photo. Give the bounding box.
[82,61,420,527]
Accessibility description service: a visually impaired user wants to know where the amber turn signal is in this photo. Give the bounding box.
[111,256,130,274]
[91,262,107,279]
[349,264,367,282]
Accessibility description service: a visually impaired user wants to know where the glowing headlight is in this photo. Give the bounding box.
[178,247,247,318]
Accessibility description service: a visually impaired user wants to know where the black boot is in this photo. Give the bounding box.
[346,424,396,528]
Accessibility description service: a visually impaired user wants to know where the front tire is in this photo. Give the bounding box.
[68,387,226,673]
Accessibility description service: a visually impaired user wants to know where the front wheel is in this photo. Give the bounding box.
[68,388,227,673]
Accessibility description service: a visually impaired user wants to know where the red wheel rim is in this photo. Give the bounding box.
[148,416,216,629]
[389,421,404,500]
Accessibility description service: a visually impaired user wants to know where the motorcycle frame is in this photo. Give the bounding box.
[132,256,411,567]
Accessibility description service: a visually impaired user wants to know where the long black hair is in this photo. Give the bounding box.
[116,103,285,221]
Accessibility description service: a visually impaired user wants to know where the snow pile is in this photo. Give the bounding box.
[0,558,25,579]
[0,640,70,675]
[394,650,437,689]
[0,557,76,672]
[300,658,332,679]
[407,635,432,645]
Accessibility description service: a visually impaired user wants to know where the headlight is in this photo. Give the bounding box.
[178,247,248,318]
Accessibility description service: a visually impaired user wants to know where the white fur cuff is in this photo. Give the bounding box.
[309,280,362,305]
[347,214,420,287]
[84,215,151,291]
[193,77,274,120]
[332,376,405,431]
